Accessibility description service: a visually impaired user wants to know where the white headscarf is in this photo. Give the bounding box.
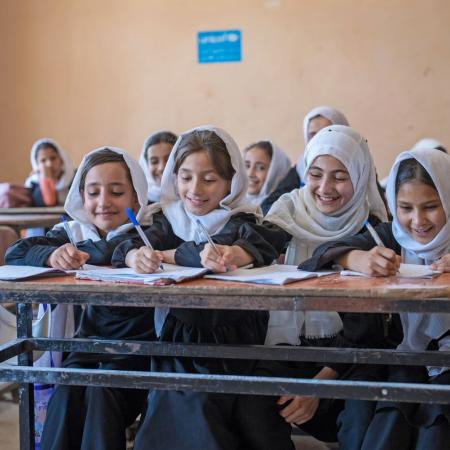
[160,125,261,242]
[265,125,388,344]
[386,148,450,358]
[139,131,176,203]
[412,138,446,152]
[245,142,291,205]
[24,138,75,204]
[296,106,350,178]
[59,146,157,242]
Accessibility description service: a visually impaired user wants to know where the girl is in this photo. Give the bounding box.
[244,140,291,206]
[261,105,349,214]
[311,148,450,449]
[138,130,178,203]
[112,125,281,450]
[25,138,75,237]
[25,138,75,208]
[6,147,157,450]
[235,125,390,450]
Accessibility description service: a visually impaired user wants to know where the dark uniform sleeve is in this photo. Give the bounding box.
[174,213,283,268]
[299,221,399,272]
[6,226,143,267]
[111,212,183,267]
[261,167,301,215]
[5,227,70,266]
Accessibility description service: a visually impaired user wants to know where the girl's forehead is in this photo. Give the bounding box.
[85,161,130,181]
[310,154,347,171]
[37,147,59,157]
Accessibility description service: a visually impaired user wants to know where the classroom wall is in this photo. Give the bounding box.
[1,0,449,182]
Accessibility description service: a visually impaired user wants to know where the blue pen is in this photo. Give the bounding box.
[364,220,385,247]
[61,215,86,270]
[125,208,164,271]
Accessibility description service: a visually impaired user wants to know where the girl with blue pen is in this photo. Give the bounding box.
[112,126,281,450]
[6,147,158,450]
[309,148,450,449]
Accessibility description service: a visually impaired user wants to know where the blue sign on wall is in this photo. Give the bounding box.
[197,30,242,64]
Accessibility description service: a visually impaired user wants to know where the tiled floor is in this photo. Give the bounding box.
[0,396,333,450]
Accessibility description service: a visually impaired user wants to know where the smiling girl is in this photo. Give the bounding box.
[244,140,291,206]
[235,125,390,450]
[139,131,177,203]
[7,147,157,450]
[112,126,280,450]
[311,148,450,449]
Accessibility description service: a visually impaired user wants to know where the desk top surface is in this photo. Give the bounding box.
[0,207,65,215]
[0,273,450,313]
[0,272,449,297]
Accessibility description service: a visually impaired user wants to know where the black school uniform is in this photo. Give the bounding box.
[312,222,450,450]
[112,211,280,450]
[260,166,301,215]
[6,228,156,450]
[233,215,397,450]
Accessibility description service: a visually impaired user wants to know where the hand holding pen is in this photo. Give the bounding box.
[359,220,400,276]
[196,219,254,273]
[46,215,89,270]
[125,208,164,273]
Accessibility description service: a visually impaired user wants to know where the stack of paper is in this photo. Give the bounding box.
[75,264,209,285]
[204,264,334,285]
[341,263,441,279]
[0,265,66,281]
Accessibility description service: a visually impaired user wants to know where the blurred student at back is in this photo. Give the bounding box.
[139,131,177,203]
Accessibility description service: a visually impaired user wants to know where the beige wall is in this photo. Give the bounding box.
[1,0,450,182]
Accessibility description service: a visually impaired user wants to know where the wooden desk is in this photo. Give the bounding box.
[0,207,65,229]
[0,274,450,450]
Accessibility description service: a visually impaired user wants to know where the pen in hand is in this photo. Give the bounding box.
[125,208,164,271]
[364,219,399,274]
[364,220,385,247]
[195,219,222,258]
[61,215,86,270]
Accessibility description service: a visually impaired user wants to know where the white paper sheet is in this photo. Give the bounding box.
[0,265,66,281]
[341,263,441,279]
[204,264,335,285]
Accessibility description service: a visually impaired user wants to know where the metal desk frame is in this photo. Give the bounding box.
[0,274,450,450]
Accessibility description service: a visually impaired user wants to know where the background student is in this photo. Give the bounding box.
[261,105,349,213]
[244,140,291,206]
[235,125,390,450]
[7,147,157,450]
[113,126,280,450]
[24,138,76,237]
[310,147,450,449]
[138,130,177,203]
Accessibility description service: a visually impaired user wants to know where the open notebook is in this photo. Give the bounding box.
[204,264,335,285]
[341,263,442,279]
[75,264,209,285]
